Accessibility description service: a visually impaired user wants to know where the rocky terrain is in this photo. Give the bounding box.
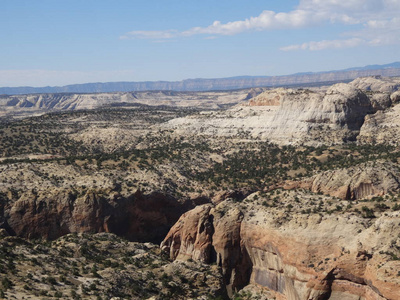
[0,232,225,299]
[1,76,400,299]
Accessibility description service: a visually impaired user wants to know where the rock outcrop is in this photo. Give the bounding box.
[161,196,400,300]
[350,76,400,93]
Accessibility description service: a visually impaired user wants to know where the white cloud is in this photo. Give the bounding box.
[299,0,400,21]
[281,38,364,51]
[365,16,400,30]
[299,0,385,12]
[181,10,324,36]
[357,17,400,45]
[120,9,324,40]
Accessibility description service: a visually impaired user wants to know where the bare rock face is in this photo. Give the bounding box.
[369,93,392,111]
[2,188,196,243]
[246,83,374,144]
[161,204,214,262]
[358,103,400,145]
[161,201,252,296]
[391,91,400,103]
[161,198,400,300]
[0,89,253,117]
[162,76,400,146]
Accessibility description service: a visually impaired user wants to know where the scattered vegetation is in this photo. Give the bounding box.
[0,233,225,299]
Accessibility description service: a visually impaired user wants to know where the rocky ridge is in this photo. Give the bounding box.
[0,89,258,119]
[1,62,400,94]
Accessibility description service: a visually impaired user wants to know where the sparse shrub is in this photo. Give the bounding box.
[361,206,375,218]
[393,203,400,211]
[1,278,13,290]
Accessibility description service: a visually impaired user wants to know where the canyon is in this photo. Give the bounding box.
[1,76,400,299]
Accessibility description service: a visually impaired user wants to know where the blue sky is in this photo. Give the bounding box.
[1,0,399,87]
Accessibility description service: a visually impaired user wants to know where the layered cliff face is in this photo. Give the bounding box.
[161,193,400,300]
[1,188,198,243]
[3,76,400,147]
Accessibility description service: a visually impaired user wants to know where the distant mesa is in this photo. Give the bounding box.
[1,62,400,95]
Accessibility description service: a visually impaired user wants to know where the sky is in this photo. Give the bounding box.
[1,0,400,87]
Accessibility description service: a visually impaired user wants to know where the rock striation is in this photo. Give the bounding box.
[165,82,374,145]
[358,103,400,145]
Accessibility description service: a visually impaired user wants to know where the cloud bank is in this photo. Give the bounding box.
[121,0,400,51]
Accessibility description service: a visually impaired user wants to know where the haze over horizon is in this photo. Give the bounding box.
[2,0,400,87]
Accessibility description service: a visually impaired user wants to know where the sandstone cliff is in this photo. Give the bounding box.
[161,194,400,300]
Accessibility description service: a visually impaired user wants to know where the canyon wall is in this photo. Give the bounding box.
[1,188,202,243]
